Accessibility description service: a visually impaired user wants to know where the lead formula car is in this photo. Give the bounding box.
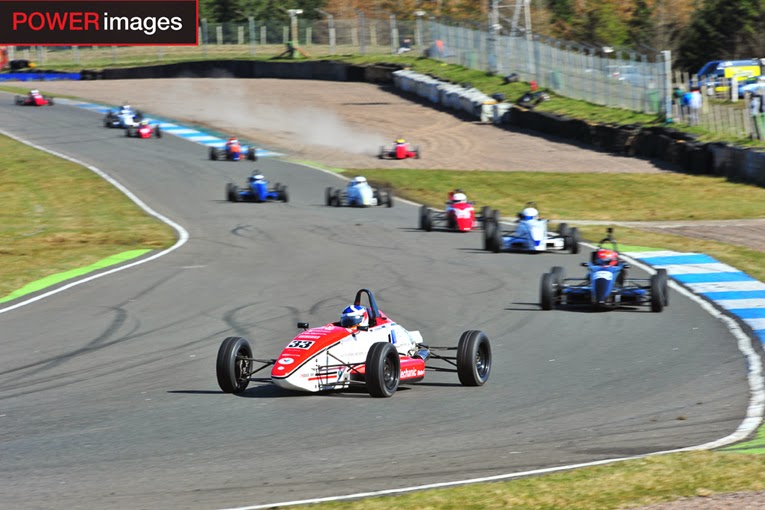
[484,202,579,254]
[539,228,669,312]
[378,140,420,160]
[325,176,393,207]
[216,288,492,398]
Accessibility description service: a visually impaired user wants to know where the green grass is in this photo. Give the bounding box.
[341,169,765,222]
[290,452,765,509]
[0,134,176,299]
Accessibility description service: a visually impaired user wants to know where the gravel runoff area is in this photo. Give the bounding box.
[35,78,765,510]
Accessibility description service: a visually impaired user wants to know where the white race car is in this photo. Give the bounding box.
[325,176,393,208]
[104,105,142,128]
[484,202,580,254]
[215,288,492,398]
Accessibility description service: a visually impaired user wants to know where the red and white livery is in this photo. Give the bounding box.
[216,288,492,398]
[419,190,498,233]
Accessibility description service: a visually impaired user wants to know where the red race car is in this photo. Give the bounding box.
[126,120,161,139]
[419,190,498,232]
[14,89,54,106]
[379,138,420,159]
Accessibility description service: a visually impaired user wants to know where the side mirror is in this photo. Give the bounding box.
[357,325,369,331]
[297,322,309,330]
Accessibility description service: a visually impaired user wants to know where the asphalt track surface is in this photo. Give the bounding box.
[0,98,753,510]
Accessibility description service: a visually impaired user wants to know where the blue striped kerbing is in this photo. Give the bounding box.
[61,100,283,157]
[626,250,765,345]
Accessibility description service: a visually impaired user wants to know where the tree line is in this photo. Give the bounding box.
[199,0,765,72]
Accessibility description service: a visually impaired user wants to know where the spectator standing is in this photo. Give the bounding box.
[750,92,765,140]
[689,87,702,126]
[673,86,685,121]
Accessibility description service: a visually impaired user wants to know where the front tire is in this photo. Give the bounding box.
[325,187,334,206]
[216,336,253,394]
[566,227,581,254]
[540,272,555,310]
[656,268,669,306]
[650,274,664,313]
[457,330,491,386]
[365,342,400,398]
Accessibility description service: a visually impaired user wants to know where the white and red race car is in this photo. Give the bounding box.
[419,191,498,232]
[216,288,492,398]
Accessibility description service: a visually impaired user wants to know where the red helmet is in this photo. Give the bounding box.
[595,249,618,266]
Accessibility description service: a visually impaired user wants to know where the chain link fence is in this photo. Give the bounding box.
[8,16,670,116]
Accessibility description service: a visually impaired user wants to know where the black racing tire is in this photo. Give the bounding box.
[479,205,490,225]
[557,222,569,236]
[414,146,421,159]
[491,225,502,253]
[419,205,428,230]
[566,227,581,254]
[550,266,565,297]
[365,342,400,398]
[332,189,342,207]
[226,182,236,202]
[540,272,555,310]
[657,268,669,306]
[247,148,257,161]
[650,274,664,313]
[456,330,491,386]
[216,336,253,394]
[14,95,23,105]
[125,127,132,137]
[378,146,385,159]
[385,188,394,208]
[483,219,496,251]
[325,187,334,206]
[209,147,217,160]
[279,185,289,203]
[491,209,500,224]
[48,97,54,106]
[155,125,162,138]
[423,208,433,232]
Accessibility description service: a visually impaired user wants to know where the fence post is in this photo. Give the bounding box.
[261,26,267,45]
[661,50,672,122]
[306,26,312,46]
[283,26,288,44]
[328,15,336,55]
[358,10,366,55]
[390,15,398,55]
[238,25,244,45]
[216,25,223,45]
[201,19,208,57]
[249,17,256,55]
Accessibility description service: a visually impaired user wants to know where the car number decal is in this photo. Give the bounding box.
[594,270,613,280]
[287,340,314,349]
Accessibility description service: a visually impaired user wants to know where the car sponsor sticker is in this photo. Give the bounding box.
[595,270,613,280]
[278,357,294,365]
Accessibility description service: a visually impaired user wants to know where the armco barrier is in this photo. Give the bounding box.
[0,72,80,81]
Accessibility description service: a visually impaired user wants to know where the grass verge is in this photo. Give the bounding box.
[0,133,176,300]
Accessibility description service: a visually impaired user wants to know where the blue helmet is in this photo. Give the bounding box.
[340,305,369,328]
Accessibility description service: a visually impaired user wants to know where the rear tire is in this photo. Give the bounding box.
[216,336,253,394]
[325,187,334,206]
[566,227,581,254]
[491,226,502,253]
[279,185,289,203]
[414,146,421,159]
[209,147,217,160]
[155,125,162,138]
[557,222,569,236]
[483,219,496,251]
[247,148,257,161]
[385,188,394,208]
[365,342,400,398]
[332,189,342,207]
[457,330,491,386]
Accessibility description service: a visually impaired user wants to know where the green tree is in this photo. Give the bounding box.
[677,0,765,72]
[628,0,654,50]
[574,0,630,48]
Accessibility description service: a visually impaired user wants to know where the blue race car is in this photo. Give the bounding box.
[104,104,143,128]
[226,173,288,203]
[484,202,579,254]
[539,228,668,312]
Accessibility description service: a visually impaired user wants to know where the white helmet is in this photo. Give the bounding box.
[30,89,39,95]
[253,174,265,181]
[340,305,369,328]
[353,176,367,184]
[452,192,467,203]
[521,207,539,220]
